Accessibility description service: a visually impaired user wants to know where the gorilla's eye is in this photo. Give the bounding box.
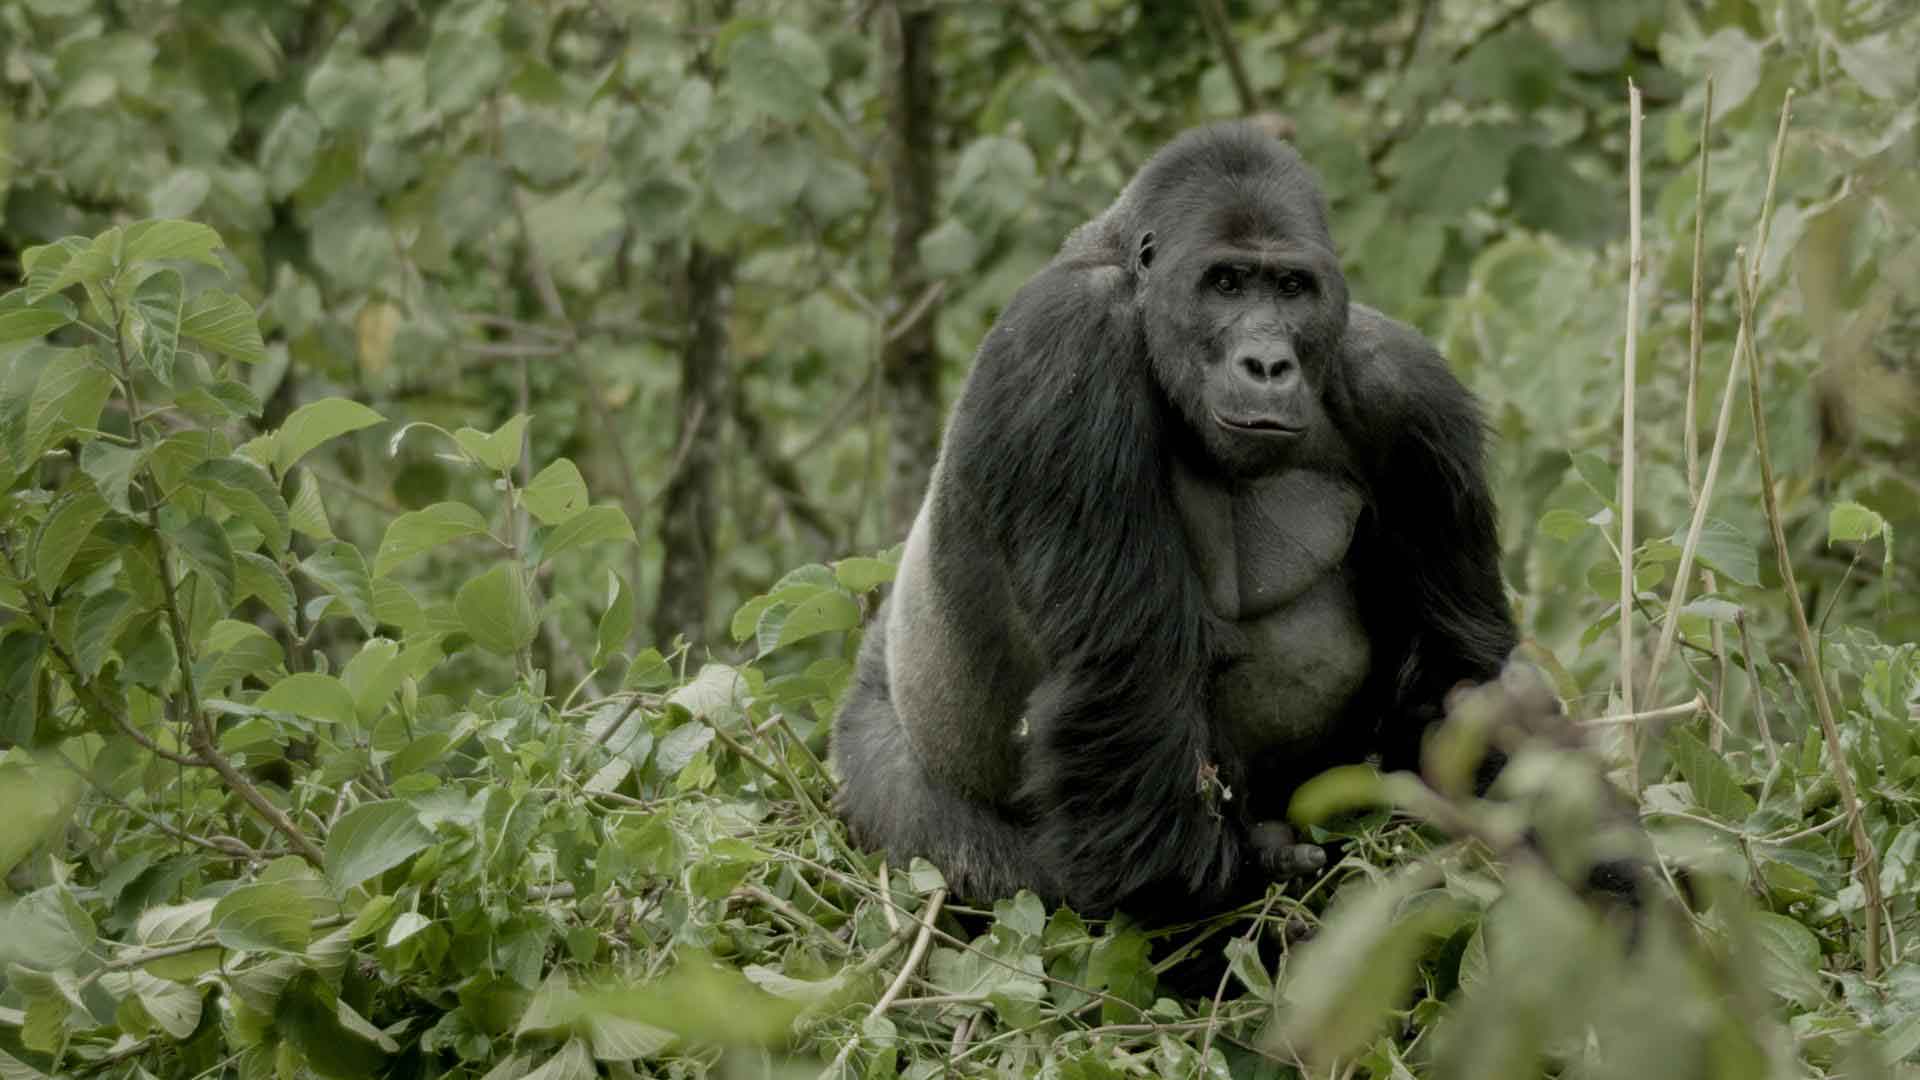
[1206,266,1249,296]
[1274,271,1313,297]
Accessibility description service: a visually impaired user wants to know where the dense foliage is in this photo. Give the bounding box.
[0,1,1916,1077]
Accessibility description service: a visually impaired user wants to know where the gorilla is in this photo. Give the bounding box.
[831,122,1516,919]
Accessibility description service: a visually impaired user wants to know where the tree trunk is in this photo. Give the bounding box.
[651,244,734,647]
[880,2,943,536]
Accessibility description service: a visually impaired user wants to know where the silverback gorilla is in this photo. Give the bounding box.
[831,123,1516,919]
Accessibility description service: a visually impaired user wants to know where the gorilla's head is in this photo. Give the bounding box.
[1107,124,1353,475]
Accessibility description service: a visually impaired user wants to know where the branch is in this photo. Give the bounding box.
[1199,0,1258,114]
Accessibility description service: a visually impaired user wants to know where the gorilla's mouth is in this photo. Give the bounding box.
[1212,412,1303,437]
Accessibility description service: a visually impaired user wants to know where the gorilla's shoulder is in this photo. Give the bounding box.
[1343,303,1444,366]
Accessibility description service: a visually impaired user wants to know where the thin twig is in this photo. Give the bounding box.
[874,888,947,1014]
[1581,694,1705,727]
[1618,80,1644,790]
[1200,890,1278,1065]
[1734,110,1885,978]
[1199,0,1258,114]
[1684,79,1714,500]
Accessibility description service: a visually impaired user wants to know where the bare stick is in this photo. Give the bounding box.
[1618,80,1643,789]
[1736,211,1885,980]
[875,888,948,1014]
[1642,87,1794,707]
[1581,694,1705,727]
[1685,78,1714,501]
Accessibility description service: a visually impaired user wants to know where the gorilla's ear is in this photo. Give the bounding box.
[1136,231,1156,273]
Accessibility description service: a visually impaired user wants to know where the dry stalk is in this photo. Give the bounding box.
[1618,80,1643,789]
[1734,190,1886,978]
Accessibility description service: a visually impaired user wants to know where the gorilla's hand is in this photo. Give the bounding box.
[1250,821,1327,878]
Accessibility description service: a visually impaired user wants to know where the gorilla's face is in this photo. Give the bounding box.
[1138,194,1350,476]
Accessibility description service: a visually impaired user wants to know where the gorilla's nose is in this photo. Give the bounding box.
[1236,350,1298,385]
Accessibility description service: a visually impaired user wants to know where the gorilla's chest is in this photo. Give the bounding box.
[1171,464,1371,771]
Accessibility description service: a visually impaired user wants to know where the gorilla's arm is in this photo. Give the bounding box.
[1339,308,1518,765]
[939,258,1249,915]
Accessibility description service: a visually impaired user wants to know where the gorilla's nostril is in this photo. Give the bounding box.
[1240,356,1269,379]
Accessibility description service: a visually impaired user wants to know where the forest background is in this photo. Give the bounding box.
[1,1,1918,1077]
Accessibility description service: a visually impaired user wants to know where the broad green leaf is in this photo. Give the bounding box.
[723,23,829,121]
[520,459,589,525]
[73,590,134,677]
[274,969,390,1079]
[457,563,540,655]
[34,485,109,588]
[27,229,118,303]
[1280,868,1463,1064]
[235,551,296,628]
[260,106,321,199]
[1666,727,1757,821]
[197,620,284,690]
[256,672,357,728]
[211,882,313,954]
[17,346,114,469]
[0,758,83,879]
[595,572,634,670]
[710,133,812,221]
[1537,508,1590,542]
[1668,518,1759,588]
[832,555,896,593]
[1748,912,1823,1006]
[325,801,433,893]
[426,28,508,112]
[186,457,290,555]
[622,647,673,691]
[122,220,224,268]
[288,468,334,541]
[374,502,490,578]
[131,270,185,384]
[452,413,529,474]
[1224,936,1274,999]
[542,505,636,561]
[1287,764,1388,826]
[273,398,384,474]
[768,589,859,651]
[170,515,237,603]
[0,289,75,344]
[79,440,146,514]
[96,969,202,1039]
[180,289,266,365]
[1828,501,1890,578]
[299,542,376,632]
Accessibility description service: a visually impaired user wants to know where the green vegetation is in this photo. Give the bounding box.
[0,1,1916,1077]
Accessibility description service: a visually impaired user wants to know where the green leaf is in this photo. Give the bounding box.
[1287,765,1389,826]
[96,969,203,1040]
[1665,727,1757,821]
[122,220,224,269]
[1280,868,1463,1064]
[1827,501,1887,545]
[211,882,313,954]
[453,413,529,474]
[0,289,76,344]
[0,757,83,879]
[79,439,146,514]
[374,502,491,578]
[521,459,590,525]
[832,555,896,593]
[723,23,829,121]
[457,564,540,655]
[595,572,634,670]
[1224,937,1274,999]
[273,398,385,474]
[256,672,357,728]
[260,106,322,199]
[288,468,334,541]
[73,590,134,678]
[710,133,813,221]
[26,230,118,304]
[14,346,114,471]
[1748,911,1824,1006]
[197,620,284,690]
[426,28,508,112]
[298,542,377,633]
[170,515,237,603]
[180,289,266,365]
[235,551,296,628]
[34,485,109,588]
[542,505,636,561]
[275,970,390,1079]
[325,800,433,893]
[1669,518,1759,589]
[769,589,859,651]
[186,456,291,555]
[130,269,185,385]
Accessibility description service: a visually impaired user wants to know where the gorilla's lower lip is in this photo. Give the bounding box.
[1212,412,1303,436]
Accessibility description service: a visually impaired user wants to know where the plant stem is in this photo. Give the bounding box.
[1618,80,1643,790]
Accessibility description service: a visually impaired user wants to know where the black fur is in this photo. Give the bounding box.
[832,123,1516,919]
